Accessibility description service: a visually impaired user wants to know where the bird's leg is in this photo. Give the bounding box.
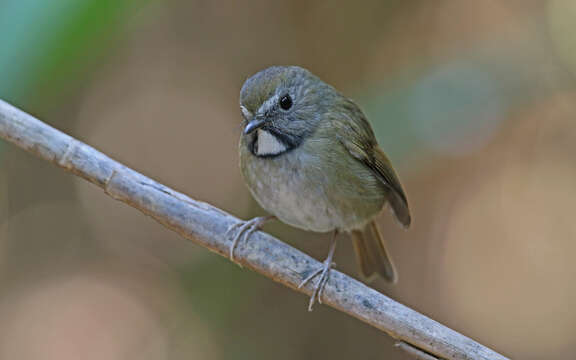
[298,230,338,311]
[226,215,276,263]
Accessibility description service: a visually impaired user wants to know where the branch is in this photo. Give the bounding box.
[0,99,509,360]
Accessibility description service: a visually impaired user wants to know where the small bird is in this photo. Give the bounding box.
[228,66,410,310]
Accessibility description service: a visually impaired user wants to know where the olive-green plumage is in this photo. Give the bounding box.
[238,66,410,283]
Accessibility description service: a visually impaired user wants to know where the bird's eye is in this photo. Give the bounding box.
[279,94,292,110]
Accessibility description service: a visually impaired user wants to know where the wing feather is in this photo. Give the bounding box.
[336,99,411,227]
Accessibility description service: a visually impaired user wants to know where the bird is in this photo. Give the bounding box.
[227,66,410,310]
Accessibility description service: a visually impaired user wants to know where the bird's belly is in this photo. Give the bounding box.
[241,150,384,233]
[251,175,337,232]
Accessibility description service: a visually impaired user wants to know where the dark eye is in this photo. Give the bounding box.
[279,94,292,110]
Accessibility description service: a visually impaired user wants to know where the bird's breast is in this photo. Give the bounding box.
[240,139,386,233]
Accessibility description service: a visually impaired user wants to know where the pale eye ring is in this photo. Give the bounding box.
[279,94,292,110]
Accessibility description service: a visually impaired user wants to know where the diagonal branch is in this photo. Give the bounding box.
[0,99,509,360]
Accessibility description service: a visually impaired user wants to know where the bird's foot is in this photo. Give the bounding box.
[298,259,336,311]
[226,215,275,264]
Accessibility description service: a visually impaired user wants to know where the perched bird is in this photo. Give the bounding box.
[228,66,410,310]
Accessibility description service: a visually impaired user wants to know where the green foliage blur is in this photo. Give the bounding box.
[0,0,139,100]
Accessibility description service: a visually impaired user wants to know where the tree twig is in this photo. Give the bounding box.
[0,99,509,360]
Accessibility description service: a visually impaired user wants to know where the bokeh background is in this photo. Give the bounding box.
[1,1,575,359]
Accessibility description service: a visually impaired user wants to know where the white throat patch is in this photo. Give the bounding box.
[256,129,287,156]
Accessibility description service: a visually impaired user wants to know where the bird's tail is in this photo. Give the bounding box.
[351,220,397,283]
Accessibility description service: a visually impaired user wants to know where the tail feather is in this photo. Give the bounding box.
[351,220,397,283]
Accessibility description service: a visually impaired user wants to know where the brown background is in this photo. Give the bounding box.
[1,1,575,359]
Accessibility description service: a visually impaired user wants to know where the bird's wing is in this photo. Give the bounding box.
[336,100,411,227]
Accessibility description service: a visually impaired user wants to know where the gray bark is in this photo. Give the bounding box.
[0,99,509,360]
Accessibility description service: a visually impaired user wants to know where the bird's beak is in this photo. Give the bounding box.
[244,117,266,134]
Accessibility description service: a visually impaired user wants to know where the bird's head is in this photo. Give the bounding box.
[239,66,337,157]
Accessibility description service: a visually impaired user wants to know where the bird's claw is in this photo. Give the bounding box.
[226,216,274,264]
[298,260,336,311]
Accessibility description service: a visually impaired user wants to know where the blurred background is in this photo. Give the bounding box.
[0,0,575,359]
